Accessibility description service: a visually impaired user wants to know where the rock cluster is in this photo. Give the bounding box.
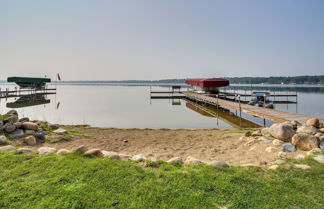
[262,118,323,152]
[0,110,65,146]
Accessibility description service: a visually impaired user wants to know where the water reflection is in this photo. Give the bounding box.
[6,94,51,108]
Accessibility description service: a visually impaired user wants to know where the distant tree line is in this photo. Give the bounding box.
[225,76,324,85]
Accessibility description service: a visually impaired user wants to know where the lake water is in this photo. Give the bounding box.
[0,83,323,128]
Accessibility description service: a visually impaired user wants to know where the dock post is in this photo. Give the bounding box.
[239,95,242,128]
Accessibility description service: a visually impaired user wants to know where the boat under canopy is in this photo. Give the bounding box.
[186,78,229,93]
[7,77,51,89]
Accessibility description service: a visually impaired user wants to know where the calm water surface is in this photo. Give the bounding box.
[0,83,323,128]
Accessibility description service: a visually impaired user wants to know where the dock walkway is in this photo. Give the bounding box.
[184,92,323,124]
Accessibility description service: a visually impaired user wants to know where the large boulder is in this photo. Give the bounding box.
[269,123,295,141]
[19,117,30,123]
[73,145,88,153]
[24,136,37,145]
[0,135,8,145]
[320,128,324,133]
[291,133,320,151]
[0,145,15,151]
[4,115,18,124]
[53,128,67,135]
[8,129,25,138]
[22,122,39,131]
[306,118,320,128]
[281,143,297,152]
[297,126,318,135]
[6,110,18,116]
[131,154,147,162]
[38,147,56,155]
[4,124,16,133]
[184,156,203,165]
[261,128,271,137]
[57,149,71,155]
[85,149,104,157]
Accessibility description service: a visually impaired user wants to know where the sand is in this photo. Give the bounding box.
[40,126,306,166]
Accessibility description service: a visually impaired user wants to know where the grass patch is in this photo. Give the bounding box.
[0,152,323,208]
[0,114,10,121]
[45,135,72,143]
[67,129,94,138]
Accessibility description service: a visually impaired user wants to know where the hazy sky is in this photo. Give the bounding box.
[1,0,324,80]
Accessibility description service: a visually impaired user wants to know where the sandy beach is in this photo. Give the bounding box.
[37,126,306,166]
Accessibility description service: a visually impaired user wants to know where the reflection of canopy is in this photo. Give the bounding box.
[185,100,260,128]
[6,94,50,108]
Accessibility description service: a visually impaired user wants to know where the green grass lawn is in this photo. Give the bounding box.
[0,152,323,209]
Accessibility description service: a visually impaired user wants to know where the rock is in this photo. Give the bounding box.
[8,129,25,138]
[307,148,323,156]
[22,122,39,131]
[306,118,320,128]
[102,151,120,159]
[4,115,19,124]
[268,165,279,170]
[118,154,131,160]
[0,135,8,145]
[208,160,229,168]
[57,149,71,155]
[0,121,4,128]
[0,145,15,151]
[251,130,262,137]
[295,154,305,159]
[320,142,324,149]
[38,147,56,155]
[24,136,37,145]
[73,145,88,153]
[275,159,286,164]
[131,154,147,162]
[259,137,272,144]
[34,132,46,142]
[291,133,320,151]
[184,156,203,165]
[19,117,30,123]
[6,110,18,116]
[296,126,318,135]
[244,131,252,137]
[269,123,295,141]
[49,124,60,130]
[320,128,324,133]
[290,120,302,129]
[278,151,287,158]
[85,149,104,157]
[320,136,324,142]
[281,143,297,152]
[14,122,22,129]
[293,164,311,170]
[4,124,16,133]
[272,139,284,146]
[265,147,278,153]
[25,130,36,135]
[53,128,67,135]
[167,157,183,164]
[313,155,324,164]
[17,147,33,154]
[315,133,323,138]
[261,128,271,137]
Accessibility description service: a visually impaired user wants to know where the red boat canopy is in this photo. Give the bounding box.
[186,78,229,88]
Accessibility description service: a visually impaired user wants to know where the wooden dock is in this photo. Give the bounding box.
[183,92,323,124]
[0,88,56,99]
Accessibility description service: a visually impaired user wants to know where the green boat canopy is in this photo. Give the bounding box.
[7,77,51,89]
